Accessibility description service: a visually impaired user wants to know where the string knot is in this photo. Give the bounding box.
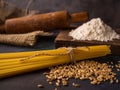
[66,47,75,62]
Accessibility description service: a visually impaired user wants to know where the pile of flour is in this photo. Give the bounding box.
[69,18,120,42]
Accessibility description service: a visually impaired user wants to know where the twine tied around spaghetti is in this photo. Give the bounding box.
[20,47,76,62]
[20,47,90,62]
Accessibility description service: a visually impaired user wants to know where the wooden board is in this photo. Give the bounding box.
[55,30,120,55]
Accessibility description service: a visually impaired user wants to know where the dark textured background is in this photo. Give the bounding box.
[0,0,120,90]
[5,0,120,28]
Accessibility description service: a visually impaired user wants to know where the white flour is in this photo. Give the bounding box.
[69,18,120,42]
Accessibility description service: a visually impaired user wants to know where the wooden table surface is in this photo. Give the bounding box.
[0,36,120,90]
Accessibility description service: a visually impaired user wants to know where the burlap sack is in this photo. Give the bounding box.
[0,31,53,46]
[0,0,39,24]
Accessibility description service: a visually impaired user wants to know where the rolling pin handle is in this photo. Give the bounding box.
[70,12,89,23]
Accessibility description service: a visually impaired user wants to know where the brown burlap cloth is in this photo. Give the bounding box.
[0,31,53,46]
[0,0,39,24]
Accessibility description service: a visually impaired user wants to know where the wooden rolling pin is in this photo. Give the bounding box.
[0,11,88,34]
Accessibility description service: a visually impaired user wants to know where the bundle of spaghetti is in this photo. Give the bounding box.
[0,45,111,79]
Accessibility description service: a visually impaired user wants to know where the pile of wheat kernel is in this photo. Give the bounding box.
[44,60,119,87]
[116,61,120,72]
